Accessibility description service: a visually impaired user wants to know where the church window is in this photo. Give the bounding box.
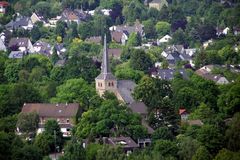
[112,82,114,86]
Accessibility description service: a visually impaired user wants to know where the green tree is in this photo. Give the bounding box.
[153,140,178,158]
[213,149,240,160]
[127,32,141,47]
[34,132,54,155]
[225,112,240,152]
[16,112,39,136]
[143,19,156,39]
[130,49,152,73]
[155,21,171,37]
[96,145,126,160]
[55,21,66,38]
[192,146,212,160]
[152,126,174,141]
[12,145,43,160]
[0,131,12,160]
[4,62,21,83]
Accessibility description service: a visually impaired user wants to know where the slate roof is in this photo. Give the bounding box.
[152,69,188,80]
[33,40,52,57]
[111,31,123,43]
[21,103,80,118]
[129,101,148,115]
[0,38,6,51]
[8,51,24,58]
[107,137,139,149]
[8,37,29,48]
[5,16,31,29]
[117,80,136,104]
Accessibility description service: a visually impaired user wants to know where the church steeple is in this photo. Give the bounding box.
[95,34,117,96]
[102,34,110,76]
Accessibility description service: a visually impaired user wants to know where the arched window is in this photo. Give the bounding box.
[112,82,114,86]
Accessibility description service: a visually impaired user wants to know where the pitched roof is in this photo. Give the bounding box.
[107,137,138,149]
[179,109,187,115]
[111,31,123,43]
[33,40,52,56]
[21,103,80,118]
[153,69,188,80]
[5,16,31,29]
[129,101,148,115]
[8,37,29,48]
[117,80,136,104]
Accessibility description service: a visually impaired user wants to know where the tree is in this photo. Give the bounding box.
[34,132,54,155]
[51,78,97,109]
[31,26,41,42]
[213,149,240,160]
[55,21,66,37]
[44,120,63,151]
[225,112,240,152]
[0,131,12,160]
[155,21,170,37]
[189,103,215,122]
[12,145,43,160]
[196,124,224,154]
[59,139,86,160]
[153,140,178,158]
[192,146,212,160]
[95,145,126,160]
[130,49,152,73]
[4,62,21,83]
[143,19,156,39]
[152,126,174,141]
[127,32,141,47]
[16,112,39,136]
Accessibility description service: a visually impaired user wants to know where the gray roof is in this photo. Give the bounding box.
[107,137,138,149]
[129,101,148,115]
[5,16,31,29]
[33,40,52,57]
[8,51,24,58]
[21,103,80,118]
[8,37,29,48]
[117,80,136,104]
[153,69,188,80]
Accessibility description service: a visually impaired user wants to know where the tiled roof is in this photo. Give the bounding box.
[21,103,80,118]
[129,101,148,115]
[108,136,139,149]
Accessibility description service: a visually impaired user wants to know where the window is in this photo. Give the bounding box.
[112,82,114,86]
[66,119,69,123]
[66,128,70,131]
[108,82,111,86]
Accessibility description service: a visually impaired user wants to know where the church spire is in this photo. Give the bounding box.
[102,34,110,75]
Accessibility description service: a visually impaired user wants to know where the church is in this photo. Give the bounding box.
[95,35,154,134]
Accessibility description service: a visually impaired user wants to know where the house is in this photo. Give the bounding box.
[129,102,148,119]
[8,51,24,59]
[85,36,101,44]
[104,137,139,155]
[54,43,66,57]
[185,48,197,57]
[47,16,61,28]
[110,21,145,38]
[151,68,189,80]
[30,12,47,24]
[233,27,240,36]
[33,40,52,57]
[148,0,168,11]
[157,34,172,45]
[19,103,81,137]
[111,30,128,45]
[60,9,90,25]
[8,37,34,53]
[195,65,229,84]
[0,1,9,15]
[86,9,112,16]
[0,38,6,51]
[0,30,12,45]
[203,39,213,49]
[179,108,189,121]
[108,48,122,59]
[95,35,154,134]
[216,27,230,37]
[5,16,33,31]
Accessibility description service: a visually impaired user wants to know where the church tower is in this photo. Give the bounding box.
[95,35,118,96]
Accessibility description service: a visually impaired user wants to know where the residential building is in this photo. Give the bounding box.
[19,103,81,137]
[0,1,9,14]
[33,40,53,57]
[179,108,189,121]
[8,37,34,53]
[0,38,6,51]
[111,30,128,45]
[5,16,33,31]
[8,51,24,59]
[148,0,168,11]
[151,68,189,80]
[60,9,90,25]
[30,12,47,24]
[157,34,172,45]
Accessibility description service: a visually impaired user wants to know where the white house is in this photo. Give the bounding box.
[157,34,172,45]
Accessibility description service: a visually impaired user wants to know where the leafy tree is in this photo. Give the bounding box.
[44,120,63,150]
[0,115,17,133]
[196,124,224,154]
[34,132,54,155]
[213,149,240,160]
[130,49,152,73]
[95,145,126,160]
[55,21,66,37]
[4,62,21,83]
[12,145,43,160]
[16,112,39,136]
[177,136,200,160]
[31,26,41,42]
[0,131,12,160]
[225,112,240,152]
[51,78,97,109]
[59,139,86,160]
[127,32,141,47]
[155,21,171,37]
[192,146,212,160]
[153,140,178,158]
[189,103,215,122]
[86,143,102,160]
[143,19,156,39]
[152,126,174,141]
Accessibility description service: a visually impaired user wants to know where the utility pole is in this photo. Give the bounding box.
[54,130,56,160]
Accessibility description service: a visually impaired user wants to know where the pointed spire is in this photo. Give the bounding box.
[102,34,110,75]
